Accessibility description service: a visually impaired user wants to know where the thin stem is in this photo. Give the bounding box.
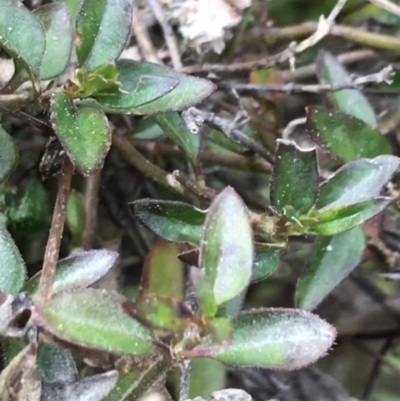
[179,361,191,401]
[131,0,160,63]
[133,141,272,173]
[229,65,394,94]
[82,172,101,250]
[113,132,215,201]
[279,49,376,82]
[361,336,395,400]
[266,22,400,52]
[0,72,25,95]
[36,159,74,306]
[147,0,182,70]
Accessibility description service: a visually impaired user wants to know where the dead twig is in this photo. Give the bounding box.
[368,0,400,18]
[112,132,215,201]
[229,65,394,94]
[36,158,74,306]
[189,108,275,164]
[131,0,160,63]
[361,336,395,401]
[280,49,377,81]
[133,141,272,173]
[182,0,348,74]
[146,0,182,70]
[266,22,400,52]
[178,361,191,401]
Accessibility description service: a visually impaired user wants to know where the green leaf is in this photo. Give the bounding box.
[131,199,206,245]
[154,112,200,161]
[317,155,400,209]
[139,241,184,301]
[37,343,77,383]
[217,292,246,318]
[66,190,86,246]
[126,295,187,332]
[317,50,377,127]
[0,124,18,184]
[132,117,164,140]
[311,197,393,235]
[0,223,26,294]
[252,250,280,282]
[7,179,49,234]
[96,60,215,114]
[37,288,154,356]
[190,267,218,318]
[34,3,73,80]
[270,139,318,215]
[76,0,133,71]
[189,308,336,369]
[0,0,46,76]
[208,317,233,344]
[50,93,111,175]
[55,0,84,21]
[189,359,226,400]
[69,65,122,98]
[24,250,118,296]
[307,106,391,162]
[200,187,253,306]
[92,60,179,112]
[103,358,169,401]
[296,227,365,311]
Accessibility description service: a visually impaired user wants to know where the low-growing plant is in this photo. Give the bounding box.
[0,0,398,400]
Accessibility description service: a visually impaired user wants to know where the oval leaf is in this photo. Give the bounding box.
[317,155,400,209]
[24,249,118,296]
[131,199,206,245]
[296,227,365,311]
[270,140,318,215]
[93,61,179,112]
[189,359,226,399]
[34,3,73,80]
[139,241,184,301]
[154,112,200,161]
[6,179,49,234]
[200,187,253,306]
[307,106,391,162]
[252,250,280,282]
[0,224,26,294]
[36,288,155,356]
[317,50,377,127]
[190,267,218,318]
[127,295,187,332]
[50,93,111,175]
[76,0,133,71]
[190,308,336,369]
[37,343,77,384]
[312,197,393,236]
[132,117,164,140]
[0,124,18,183]
[96,59,215,114]
[0,0,46,75]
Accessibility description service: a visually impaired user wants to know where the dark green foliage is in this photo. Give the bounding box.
[0,1,398,399]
